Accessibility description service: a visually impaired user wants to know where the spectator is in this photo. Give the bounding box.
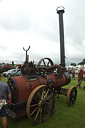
[76,67,85,88]
[83,72,85,89]
[71,69,75,80]
[0,74,11,128]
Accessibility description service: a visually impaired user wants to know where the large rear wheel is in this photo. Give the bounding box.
[26,85,55,124]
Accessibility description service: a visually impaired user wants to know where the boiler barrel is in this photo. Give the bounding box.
[8,72,71,104]
[8,75,41,104]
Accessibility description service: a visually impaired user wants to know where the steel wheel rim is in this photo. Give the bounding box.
[66,86,77,106]
[26,85,55,124]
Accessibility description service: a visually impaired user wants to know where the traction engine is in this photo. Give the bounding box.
[7,7,77,124]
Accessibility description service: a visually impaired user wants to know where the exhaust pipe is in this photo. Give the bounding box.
[56,6,65,67]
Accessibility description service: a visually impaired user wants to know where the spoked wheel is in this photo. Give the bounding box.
[26,85,55,124]
[38,58,54,67]
[66,86,77,106]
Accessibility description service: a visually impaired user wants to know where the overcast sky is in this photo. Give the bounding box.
[0,0,85,65]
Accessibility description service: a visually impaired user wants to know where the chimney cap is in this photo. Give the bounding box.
[56,6,65,14]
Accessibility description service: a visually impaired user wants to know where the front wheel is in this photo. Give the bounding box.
[26,85,55,124]
[66,86,77,106]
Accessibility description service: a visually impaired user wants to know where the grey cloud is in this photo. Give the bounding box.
[0,0,85,65]
[0,15,32,31]
[0,45,8,51]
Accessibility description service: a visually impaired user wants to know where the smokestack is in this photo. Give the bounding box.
[56,6,65,67]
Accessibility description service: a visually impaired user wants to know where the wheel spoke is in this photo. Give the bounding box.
[30,103,38,107]
[70,96,75,105]
[40,107,42,122]
[47,61,50,66]
[41,88,48,100]
[44,93,53,102]
[43,60,46,66]
[30,106,39,116]
[43,89,50,99]
[34,108,40,121]
[37,91,41,99]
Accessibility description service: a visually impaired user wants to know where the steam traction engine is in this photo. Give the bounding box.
[7,7,77,124]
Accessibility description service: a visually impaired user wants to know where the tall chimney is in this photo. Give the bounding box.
[56,6,65,67]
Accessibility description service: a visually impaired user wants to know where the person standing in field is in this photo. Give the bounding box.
[71,69,75,80]
[83,72,85,89]
[0,74,11,128]
[76,67,85,88]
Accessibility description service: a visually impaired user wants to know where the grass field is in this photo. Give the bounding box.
[0,76,85,128]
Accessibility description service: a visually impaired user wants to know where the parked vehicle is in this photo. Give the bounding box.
[2,69,21,77]
[0,63,15,73]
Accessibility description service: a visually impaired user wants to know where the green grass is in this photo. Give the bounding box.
[0,76,85,128]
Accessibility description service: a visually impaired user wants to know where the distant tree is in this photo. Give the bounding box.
[83,59,85,63]
[78,59,85,65]
[70,63,76,66]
